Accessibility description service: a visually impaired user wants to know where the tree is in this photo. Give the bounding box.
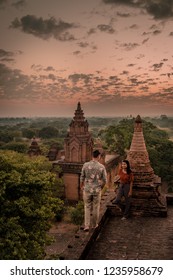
[0,151,64,259]
[38,126,59,139]
[0,130,13,143]
[99,119,134,156]
[0,141,28,153]
[22,128,36,139]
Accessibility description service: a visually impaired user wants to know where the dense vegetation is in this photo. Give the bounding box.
[0,151,64,259]
[0,115,173,259]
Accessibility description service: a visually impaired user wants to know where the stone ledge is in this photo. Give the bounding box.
[59,189,115,260]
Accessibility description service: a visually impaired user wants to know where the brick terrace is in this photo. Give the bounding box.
[86,205,173,260]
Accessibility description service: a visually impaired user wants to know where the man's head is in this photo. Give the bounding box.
[92,149,101,159]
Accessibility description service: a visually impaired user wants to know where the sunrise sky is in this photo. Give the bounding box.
[0,0,173,117]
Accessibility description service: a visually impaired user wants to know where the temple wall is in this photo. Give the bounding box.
[63,173,80,201]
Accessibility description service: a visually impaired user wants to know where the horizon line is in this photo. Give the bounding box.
[0,114,173,119]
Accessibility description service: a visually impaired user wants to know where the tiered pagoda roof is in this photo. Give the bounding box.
[64,102,93,163]
[127,115,155,186]
[68,102,89,136]
[126,115,167,216]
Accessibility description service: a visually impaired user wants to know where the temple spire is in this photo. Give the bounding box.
[126,115,167,216]
[127,115,154,186]
[68,102,88,135]
[64,102,93,163]
[129,115,148,153]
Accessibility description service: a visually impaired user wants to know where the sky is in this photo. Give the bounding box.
[0,0,173,118]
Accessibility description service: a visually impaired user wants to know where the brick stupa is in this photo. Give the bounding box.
[127,115,167,216]
[28,137,41,157]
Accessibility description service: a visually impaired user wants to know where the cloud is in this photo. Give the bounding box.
[102,0,140,6]
[120,70,129,75]
[0,63,31,99]
[0,62,172,116]
[44,66,55,72]
[73,50,81,56]
[78,41,89,48]
[151,62,164,71]
[0,49,14,57]
[87,28,96,36]
[12,0,26,9]
[129,24,138,29]
[31,64,56,72]
[0,63,69,103]
[102,0,173,19]
[142,38,149,44]
[146,0,173,19]
[0,0,7,9]
[31,64,43,72]
[121,42,139,50]
[68,73,93,84]
[97,24,115,34]
[0,49,15,62]
[10,15,76,41]
[117,12,130,17]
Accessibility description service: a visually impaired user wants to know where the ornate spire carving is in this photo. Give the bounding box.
[126,115,167,216]
[69,102,89,135]
[127,115,155,186]
[64,102,93,163]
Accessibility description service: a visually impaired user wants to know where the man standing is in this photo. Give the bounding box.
[80,150,107,231]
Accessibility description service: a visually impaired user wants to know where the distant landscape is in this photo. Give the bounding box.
[0,114,173,140]
[0,115,173,190]
[1,114,173,259]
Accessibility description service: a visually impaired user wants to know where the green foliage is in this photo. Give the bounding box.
[0,141,28,153]
[99,118,134,156]
[22,128,36,139]
[0,130,14,143]
[55,203,65,221]
[40,139,64,157]
[38,126,59,139]
[0,151,64,259]
[68,201,84,225]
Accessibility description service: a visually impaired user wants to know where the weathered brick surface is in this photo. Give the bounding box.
[86,205,173,260]
[60,190,115,260]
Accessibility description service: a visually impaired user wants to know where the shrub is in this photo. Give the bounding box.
[69,201,84,225]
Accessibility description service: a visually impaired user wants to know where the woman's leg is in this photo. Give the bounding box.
[113,184,124,211]
[123,184,131,218]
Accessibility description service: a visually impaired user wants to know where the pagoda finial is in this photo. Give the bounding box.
[77,101,81,110]
[135,115,142,123]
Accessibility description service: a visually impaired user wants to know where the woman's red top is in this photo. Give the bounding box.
[118,169,134,184]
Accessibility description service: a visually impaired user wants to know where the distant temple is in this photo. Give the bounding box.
[53,102,119,201]
[64,102,93,163]
[28,137,41,157]
[55,102,94,200]
[47,143,59,161]
[127,115,167,216]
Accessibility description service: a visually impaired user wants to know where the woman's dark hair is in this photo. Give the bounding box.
[122,160,132,174]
